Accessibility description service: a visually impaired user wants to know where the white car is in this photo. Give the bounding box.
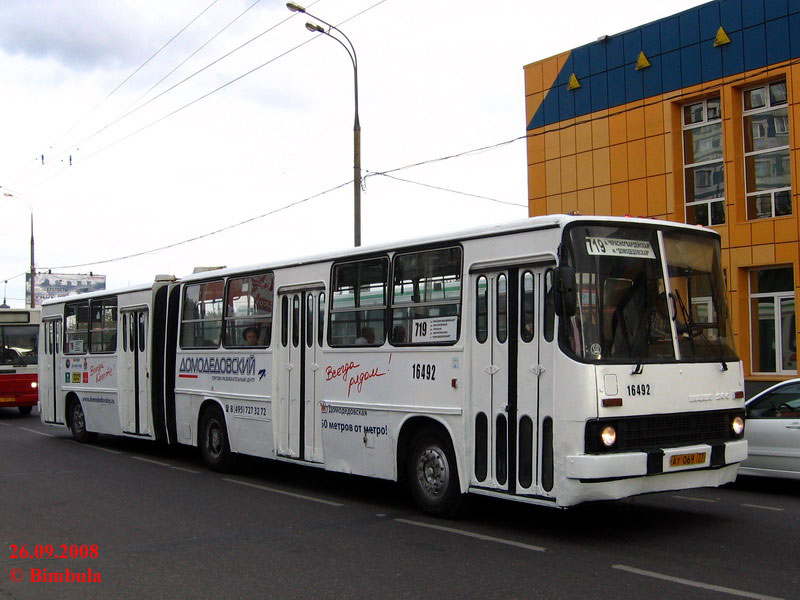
[740,379,800,480]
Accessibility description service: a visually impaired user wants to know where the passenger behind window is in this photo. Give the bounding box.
[243,327,259,346]
[392,325,406,343]
[355,326,376,345]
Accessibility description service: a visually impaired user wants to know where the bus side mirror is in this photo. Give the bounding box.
[554,267,577,317]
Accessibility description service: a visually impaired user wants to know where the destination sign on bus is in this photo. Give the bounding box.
[411,316,458,343]
[585,237,656,259]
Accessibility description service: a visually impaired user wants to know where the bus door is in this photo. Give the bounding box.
[120,309,150,435]
[276,286,324,461]
[41,318,62,424]
[471,264,552,496]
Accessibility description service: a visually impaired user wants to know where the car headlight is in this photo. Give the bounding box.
[601,425,617,447]
[731,415,744,436]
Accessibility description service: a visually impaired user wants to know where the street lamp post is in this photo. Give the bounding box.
[0,188,35,308]
[287,2,362,247]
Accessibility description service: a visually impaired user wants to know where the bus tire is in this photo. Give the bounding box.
[18,406,32,416]
[68,399,97,443]
[200,405,235,472]
[407,427,463,517]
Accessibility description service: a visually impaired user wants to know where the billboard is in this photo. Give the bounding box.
[26,272,106,306]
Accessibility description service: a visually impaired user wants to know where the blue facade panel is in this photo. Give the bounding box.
[765,0,789,20]
[661,50,682,93]
[721,29,745,76]
[700,40,723,82]
[720,0,742,30]
[528,0,800,131]
[660,17,681,52]
[742,0,765,27]
[766,17,790,64]
[699,2,721,40]
[679,8,701,46]
[680,44,702,88]
[743,25,768,71]
[590,73,608,113]
[589,42,607,75]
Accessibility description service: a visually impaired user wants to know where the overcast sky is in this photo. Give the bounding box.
[0,0,707,306]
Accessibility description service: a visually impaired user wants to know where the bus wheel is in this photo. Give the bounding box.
[407,428,462,517]
[18,406,32,416]
[68,399,97,443]
[200,406,235,472]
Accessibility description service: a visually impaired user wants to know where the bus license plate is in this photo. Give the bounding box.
[0,397,15,403]
[669,452,707,468]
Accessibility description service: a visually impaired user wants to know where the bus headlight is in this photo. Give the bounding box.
[731,416,744,437]
[30,381,38,389]
[601,425,617,447]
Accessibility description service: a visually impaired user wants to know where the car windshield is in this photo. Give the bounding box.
[562,223,738,364]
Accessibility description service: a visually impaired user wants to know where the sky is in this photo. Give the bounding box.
[0,0,708,307]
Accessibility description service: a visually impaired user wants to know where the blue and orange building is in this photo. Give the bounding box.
[525,0,800,393]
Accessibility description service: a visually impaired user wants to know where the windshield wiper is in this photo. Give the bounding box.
[673,290,728,371]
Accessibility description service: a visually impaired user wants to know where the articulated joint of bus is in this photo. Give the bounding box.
[566,409,747,481]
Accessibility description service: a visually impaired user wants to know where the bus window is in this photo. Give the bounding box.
[544,269,555,343]
[224,273,273,348]
[496,273,507,344]
[318,292,325,347]
[476,275,488,344]
[329,257,388,347]
[281,296,289,348]
[180,281,223,348]
[306,294,314,348]
[391,247,461,345]
[65,301,89,354]
[90,298,117,353]
[0,323,38,366]
[292,295,300,348]
[521,271,534,343]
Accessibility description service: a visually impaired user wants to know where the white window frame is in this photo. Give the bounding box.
[682,97,725,226]
[749,267,796,375]
[743,81,791,220]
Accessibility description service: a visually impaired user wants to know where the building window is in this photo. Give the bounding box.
[750,267,796,374]
[683,97,725,226]
[743,81,791,219]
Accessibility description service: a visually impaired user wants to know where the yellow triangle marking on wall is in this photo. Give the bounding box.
[714,26,731,46]
[567,73,580,90]
[635,51,650,70]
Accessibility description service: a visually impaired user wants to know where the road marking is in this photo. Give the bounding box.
[66,440,122,454]
[0,422,11,427]
[613,565,784,600]
[169,466,200,474]
[223,478,344,507]
[131,456,172,467]
[672,495,717,503]
[741,503,784,512]
[395,518,546,552]
[18,427,55,437]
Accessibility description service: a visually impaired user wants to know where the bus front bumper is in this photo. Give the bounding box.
[565,439,748,481]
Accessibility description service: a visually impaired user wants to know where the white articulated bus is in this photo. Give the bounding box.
[39,216,747,514]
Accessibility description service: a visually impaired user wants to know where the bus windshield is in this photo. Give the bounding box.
[1,324,39,367]
[563,224,737,364]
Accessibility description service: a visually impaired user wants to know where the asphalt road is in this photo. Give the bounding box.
[1,406,798,600]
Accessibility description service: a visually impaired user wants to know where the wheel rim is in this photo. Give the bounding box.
[207,420,223,458]
[73,404,85,432]
[415,445,450,500]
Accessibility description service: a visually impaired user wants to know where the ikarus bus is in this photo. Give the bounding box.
[38,215,747,515]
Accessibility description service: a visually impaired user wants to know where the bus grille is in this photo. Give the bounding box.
[585,410,743,454]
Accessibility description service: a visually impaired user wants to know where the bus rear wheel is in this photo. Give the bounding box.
[200,406,235,472]
[18,406,32,416]
[68,399,97,443]
[407,427,462,517]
